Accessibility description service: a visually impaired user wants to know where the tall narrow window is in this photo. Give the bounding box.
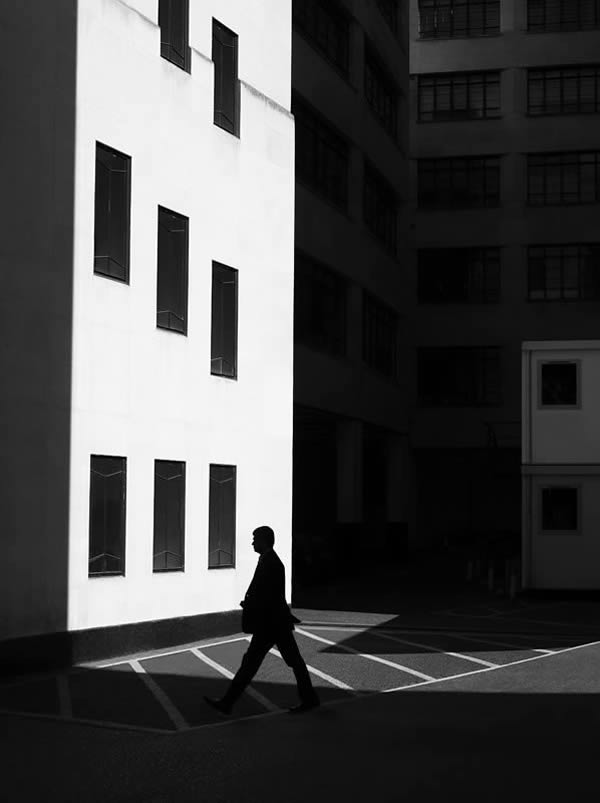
[94,143,131,282]
[211,262,238,378]
[540,362,579,406]
[89,456,126,577]
[153,460,185,572]
[541,487,579,531]
[364,42,399,139]
[294,251,347,356]
[213,20,240,136]
[208,464,236,568]
[364,160,398,253]
[159,0,190,71]
[292,0,350,76]
[157,207,188,334]
[363,292,399,379]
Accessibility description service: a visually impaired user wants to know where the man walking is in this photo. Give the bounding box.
[204,525,320,715]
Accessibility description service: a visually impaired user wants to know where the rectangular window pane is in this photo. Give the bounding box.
[213,19,239,136]
[528,0,600,32]
[418,71,501,121]
[528,66,600,115]
[527,151,600,205]
[294,94,348,209]
[294,252,346,355]
[527,244,600,301]
[159,0,190,71]
[418,0,501,38]
[208,464,236,568]
[89,456,126,577]
[541,487,578,531]
[418,347,501,406]
[541,362,578,405]
[211,262,238,379]
[364,42,398,139]
[363,160,398,253]
[363,292,398,378]
[94,143,131,282]
[293,0,350,75]
[418,155,500,208]
[153,460,185,572]
[157,207,188,334]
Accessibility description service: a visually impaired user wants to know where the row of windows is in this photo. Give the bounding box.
[158,6,240,136]
[89,457,236,577]
[94,143,238,378]
[417,0,600,39]
[294,97,399,254]
[292,2,402,143]
[418,245,600,303]
[294,252,399,379]
[417,351,580,408]
[418,151,600,208]
[417,66,600,122]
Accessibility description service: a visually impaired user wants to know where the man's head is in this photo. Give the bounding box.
[252,525,275,554]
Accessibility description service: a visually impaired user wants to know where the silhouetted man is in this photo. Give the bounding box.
[204,525,320,715]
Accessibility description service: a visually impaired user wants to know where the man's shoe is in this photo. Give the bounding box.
[288,699,320,714]
[203,696,232,716]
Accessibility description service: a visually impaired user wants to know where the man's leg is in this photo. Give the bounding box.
[276,630,320,711]
[204,633,273,714]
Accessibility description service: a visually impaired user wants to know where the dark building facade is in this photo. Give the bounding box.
[409,0,600,545]
[291,0,412,579]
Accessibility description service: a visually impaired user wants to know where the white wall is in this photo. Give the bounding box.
[68,0,294,632]
[522,342,600,465]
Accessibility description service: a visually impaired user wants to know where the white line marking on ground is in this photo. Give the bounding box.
[367,630,500,669]
[56,674,72,718]
[93,635,250,669]
[383,638,600,694]
[296,627,435,682]
[190,647,280,713]
[129,659,188,730]
[268,648,355,692]
[445,631,555,655]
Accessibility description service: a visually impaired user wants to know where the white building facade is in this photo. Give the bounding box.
[0,0,294,662]
[522,341,600,590]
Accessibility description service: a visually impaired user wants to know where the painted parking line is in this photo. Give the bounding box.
[130,660,188,731]
[296,627,435,682]
[443,631,554,655]
[268,647,355,692]
[190,646,280,713]
[363,629,500,668]
[93,635,251,670]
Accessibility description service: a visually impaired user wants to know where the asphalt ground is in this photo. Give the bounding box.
[1,597,599,735]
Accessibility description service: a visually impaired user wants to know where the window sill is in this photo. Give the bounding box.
[208,564,236,570]
[153,568,185,574]
[211,371,238,381]
[88,572,125,579]
[417,32,503,42]
[160,49,191,75]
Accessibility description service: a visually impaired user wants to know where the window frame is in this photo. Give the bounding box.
[528,65,600,116]
[93,142,131,284]
[418,247,501,304]
[156,206,189,335]
[527,0,600,33]
[364,39,400,141]
[539,485,582,534]
[292,0,351,78]
[88,455,127,578]
[294,251,347,357]
[211,261,239,380]
[418,0,501,39]
[418,155,501,209]
[362,291,399,380]
[159,0,191,72]
[527,151,600,206]
[208,463,237,569]
[212,18,240,137]
[418,70,501,122]
[537,360,581,409]
[527,244,600,302]
[152,459,186,573]
[363,159,398,254]
[417,346,502,407]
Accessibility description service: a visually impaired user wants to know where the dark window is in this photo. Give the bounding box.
[418,346,502,406]
[153,460,185,572]
[528,0,600,32]
[213,19,240,136]
[528,244,600,301]
[418,0,501,38]
[94,143,131,282]
[527,151,600,205]
[159,0,190,71]
[377,0,399,33]
[157,207,188,334]
[363,292,398,379]
[418,248,501,303]
[541,487,579,531]
[293,0,350,76]
[89,456,126,577]
[208,464,236,568]
[364,42,399,139]
[363,161,398,253]
[294,252,346,356]
[418,156,500,208]
[540,362,578,406]
[528,66,600,116]
[211,262,238,379]
[294,95,349,209]
[418,71,501,122]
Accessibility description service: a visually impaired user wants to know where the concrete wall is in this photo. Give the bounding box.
[66,0,294,633]
[0,1,77,640]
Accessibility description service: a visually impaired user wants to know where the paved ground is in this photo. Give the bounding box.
[3,570,600,801]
